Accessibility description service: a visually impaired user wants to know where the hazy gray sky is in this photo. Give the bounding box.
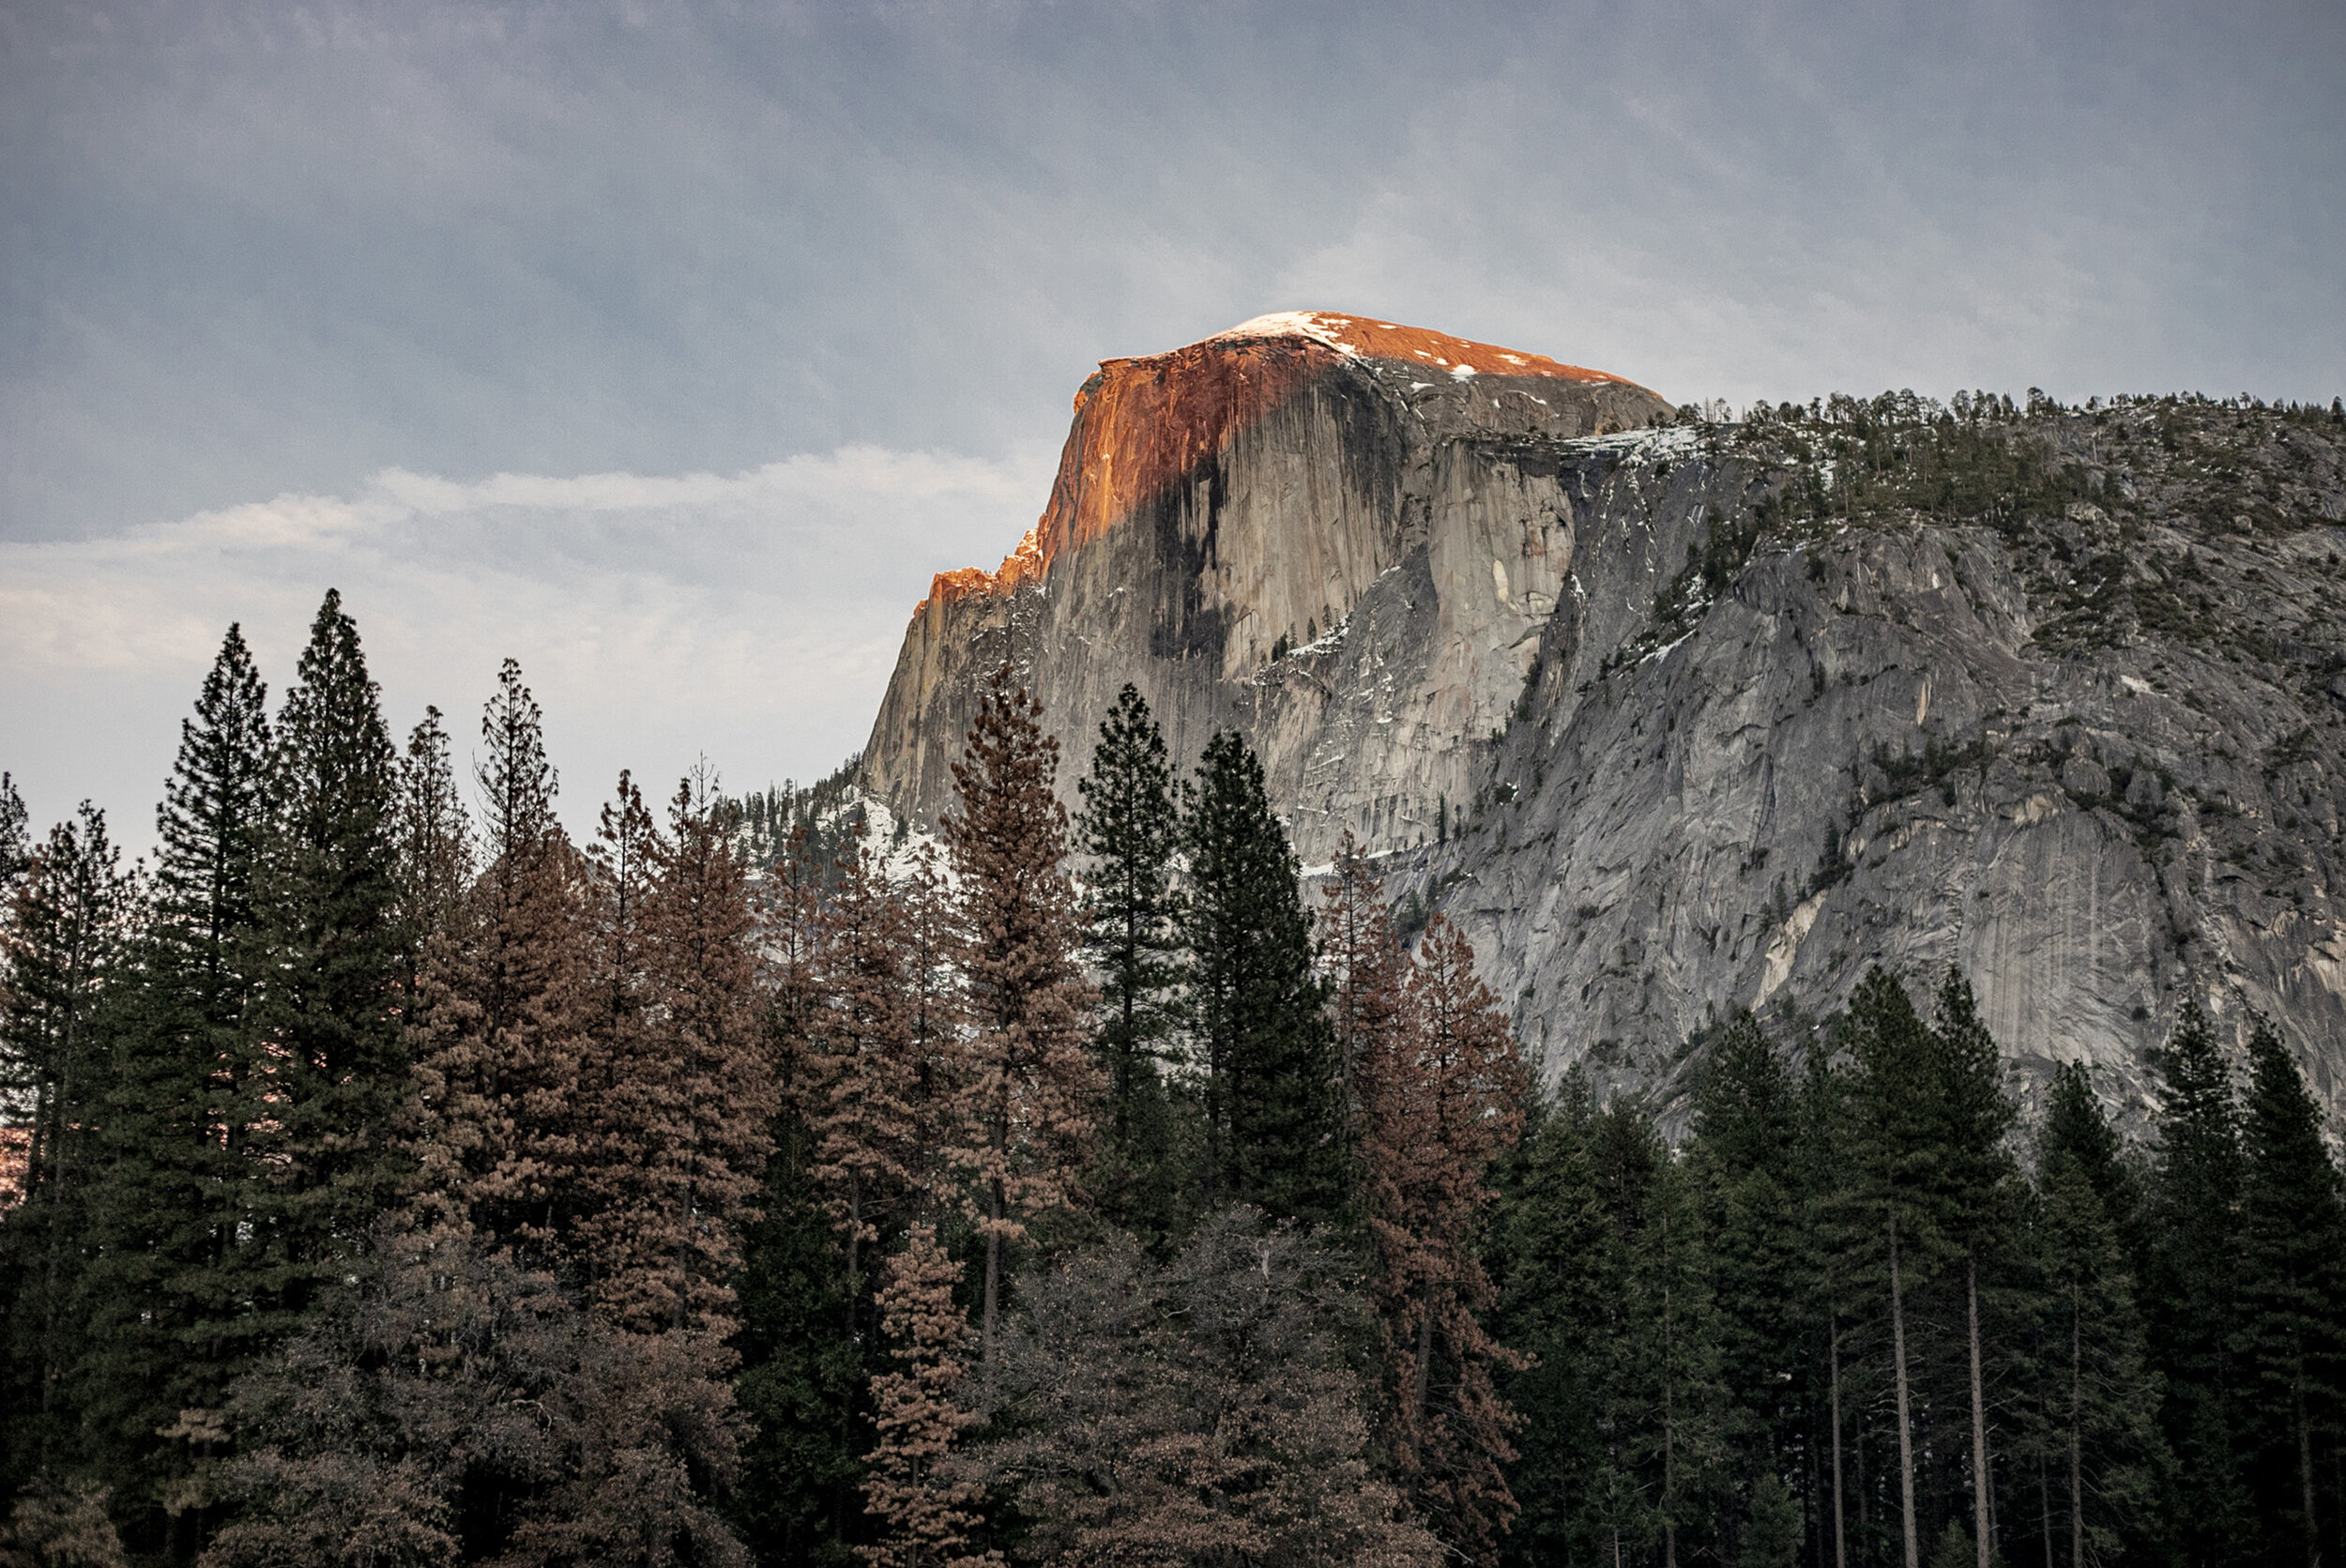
[5,0,2341,844]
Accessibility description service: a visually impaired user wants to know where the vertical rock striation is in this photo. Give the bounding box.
[860,318,2346,1127]
[861,311,1668,860]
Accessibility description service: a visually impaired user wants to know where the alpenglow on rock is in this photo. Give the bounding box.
[860,312,2346,1128]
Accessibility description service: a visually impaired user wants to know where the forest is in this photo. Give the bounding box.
[2,588,2342,1568]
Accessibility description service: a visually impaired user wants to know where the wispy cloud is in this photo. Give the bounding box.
[0,442,1055,843]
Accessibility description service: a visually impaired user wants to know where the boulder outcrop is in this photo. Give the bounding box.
[860,316,2346,1128]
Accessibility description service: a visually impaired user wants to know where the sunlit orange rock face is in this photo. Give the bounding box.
[916,312,1656,615]
[865,310,1668,852]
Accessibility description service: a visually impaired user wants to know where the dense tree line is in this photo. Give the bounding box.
[4,605,2341,1567]
[1491,979,2345,1568]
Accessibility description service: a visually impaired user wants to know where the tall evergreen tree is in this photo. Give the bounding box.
[627,769,778,1336]
[571,769,659,1308]
[1073,684,1185,1241]
[1684,1012,1811,1542]
[1493,1079,1729,1567]
[800,829,931,1313]
[1795,1038,1864,1568]
[2028,1062,2166,1568]
[731,1103,868,1568]
[1490,1077,1615,1567]
[249,589,410,1297]
[77,627,274,1551]
[861,1224,987,1568]
[1360,914,1528,1566]
[1841,967,1943,1568]
[1181,729,1342,1226]
[2236,1015,2345,1568]
[1630,1135,1729,1568]
[1929,969,2019,1568]
[410,660,591,1260]
[0,804,137,1496]
[1320,833,1404,1175]
[2142,998,2256,1563]
[941,668,1099,1366]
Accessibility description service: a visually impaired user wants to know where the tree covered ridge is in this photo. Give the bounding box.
[1,605,2342,1568]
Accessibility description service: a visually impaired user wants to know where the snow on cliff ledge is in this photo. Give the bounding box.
[1205,310,1637,386]
[909,311,1653,618]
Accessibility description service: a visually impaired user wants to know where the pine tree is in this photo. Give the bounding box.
[1320,833,1407,1177]
[409,661,591,1261]
[76,628,274,1549]
[0,773,29,899]
[861,1224,991,1568]
[2029,1061,2166,1568]
[1360,915,1528,1565]
[801,829,925,1312]
[571,769,660,1309]
[1842,967,1942,1568]
[1073,684,1185,1241]
[1796,1041,1862,1568]
[1492,1081,1724,1566]
[1628,1134,1729,1568]
[1490,1076,1617,1566]
[249,589,411,1297]
[1181,729,1341,1226]
[2142,998,2256,1562]
[1684,1012,1810,1541]
[1742,1471,1804,1568]
[735,823,926,1568]
[1929,969,2018,1568]
[941,668,1099,1366]
[731,1104,869,1568]
[389,707,471,956]
[629,770,776,1335]
[0,805,137,1495]
[2236,1015,2345,1568]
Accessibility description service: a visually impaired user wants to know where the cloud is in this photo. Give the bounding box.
[9,0,2340,546]
[0,441,1056,845]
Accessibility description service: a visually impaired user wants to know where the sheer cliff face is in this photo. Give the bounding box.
[861,312,1670,855]
[861,316,2346,1122]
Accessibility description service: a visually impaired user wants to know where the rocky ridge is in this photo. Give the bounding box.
[858,315,2346,1128]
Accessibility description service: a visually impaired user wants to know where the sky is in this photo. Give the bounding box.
[5,0,2342,849]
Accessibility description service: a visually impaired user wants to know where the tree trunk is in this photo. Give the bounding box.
[982,1083,1010,1371]
[2037,1447,2051,1568]
[1891,1211,1919,1568]
[2069,1289,2083,1568]
[1832,1310,1849,1568]
[2295,1349,2320,1568]
[1411,1287,1436,1459]
[1971,1256,1992,1568]
[983,1176,1003,1370]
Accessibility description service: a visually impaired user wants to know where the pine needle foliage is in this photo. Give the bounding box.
[940,667,1100,1366]
[1073,684,1186,1244]
[77,628,274,1544]
[0,805,137,1498]
[1361,914,1530,1566]
[1181,730,1342,1228]
[2141,997,2258,1561]
[249,589,410,1299]
[2236,1015,2346,1566]
[861,1224,992,1568]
